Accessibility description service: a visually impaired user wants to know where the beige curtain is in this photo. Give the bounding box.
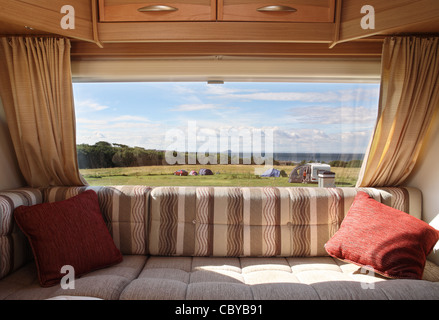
[0,37,86,187]
[357,37,439,187]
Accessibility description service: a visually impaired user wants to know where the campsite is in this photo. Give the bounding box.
[76,142,361,187]
[80,164,360,187]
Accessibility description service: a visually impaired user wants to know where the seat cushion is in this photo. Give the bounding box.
[119,256,439,300]
[0,255,146,300]
[2,255,439,300]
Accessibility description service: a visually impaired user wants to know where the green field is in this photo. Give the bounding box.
[80,165,360,187]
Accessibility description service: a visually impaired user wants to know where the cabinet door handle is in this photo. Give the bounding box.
[138,5,178,12]
[256,5,297,12]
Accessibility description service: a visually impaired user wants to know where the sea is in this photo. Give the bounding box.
[200,151,365,164]
[273,153,364,163]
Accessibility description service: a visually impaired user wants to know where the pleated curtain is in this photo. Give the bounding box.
[357,37,439,187]
[0,37,86,187]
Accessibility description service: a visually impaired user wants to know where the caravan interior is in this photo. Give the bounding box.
[0,0,439,304]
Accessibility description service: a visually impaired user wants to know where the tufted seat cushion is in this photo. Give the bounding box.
[1,256,439,300]
[0,255,146,300]
[119,256,439,300]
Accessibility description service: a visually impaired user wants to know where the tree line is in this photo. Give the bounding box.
[77,142,166,169]
[77,142,280,169]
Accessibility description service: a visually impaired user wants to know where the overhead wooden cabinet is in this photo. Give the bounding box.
[99,0,217,21]
[218,0,335,22]
[0,0,94,41]
[96,0,337,43]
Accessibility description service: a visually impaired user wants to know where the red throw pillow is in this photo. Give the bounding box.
[14,190,123,287]
[325,191,439,280]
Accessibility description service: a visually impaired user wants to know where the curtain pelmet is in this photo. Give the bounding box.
[0,37,86,187]
[357,37,439,187]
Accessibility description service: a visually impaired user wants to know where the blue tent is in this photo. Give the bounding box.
[261,168,280,177]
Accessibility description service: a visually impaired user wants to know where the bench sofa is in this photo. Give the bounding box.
[1,185,439,300]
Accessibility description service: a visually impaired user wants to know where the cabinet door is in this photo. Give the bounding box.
[99,0,216,22]
[7,0,94,41]
[219,0,335,22]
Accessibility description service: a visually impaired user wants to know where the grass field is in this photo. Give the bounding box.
[80,165,360,187]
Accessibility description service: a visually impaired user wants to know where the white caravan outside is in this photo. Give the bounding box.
[308,163,331,182]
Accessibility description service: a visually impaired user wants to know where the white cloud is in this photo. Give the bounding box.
[76,99,110,112]
[77,131,107,145]
[171,85,197,94]
[76,118,107,125]
[77,115,150,127]
[207,87,380,104]
[112,115,150,122]
[94,131,106,139]
[205,86,246,95]
[337,88,380,102]
[170,103,240,113]
[76,113,160,147]
[288,105,377,125]
[272,128,373,153]
[77,123,166,149]
[229,92,340,103]
[171,104,219,112]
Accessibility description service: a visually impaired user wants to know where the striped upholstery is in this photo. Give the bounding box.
[148,187,422,257]
[0,188,42,280]
[0,185,422,282]
[43,186,152,255]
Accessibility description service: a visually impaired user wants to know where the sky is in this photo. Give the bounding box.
[72,81,380,155]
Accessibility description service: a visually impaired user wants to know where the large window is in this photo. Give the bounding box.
[73,81,379,187]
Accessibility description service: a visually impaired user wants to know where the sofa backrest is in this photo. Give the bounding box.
[148,186,422,257]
